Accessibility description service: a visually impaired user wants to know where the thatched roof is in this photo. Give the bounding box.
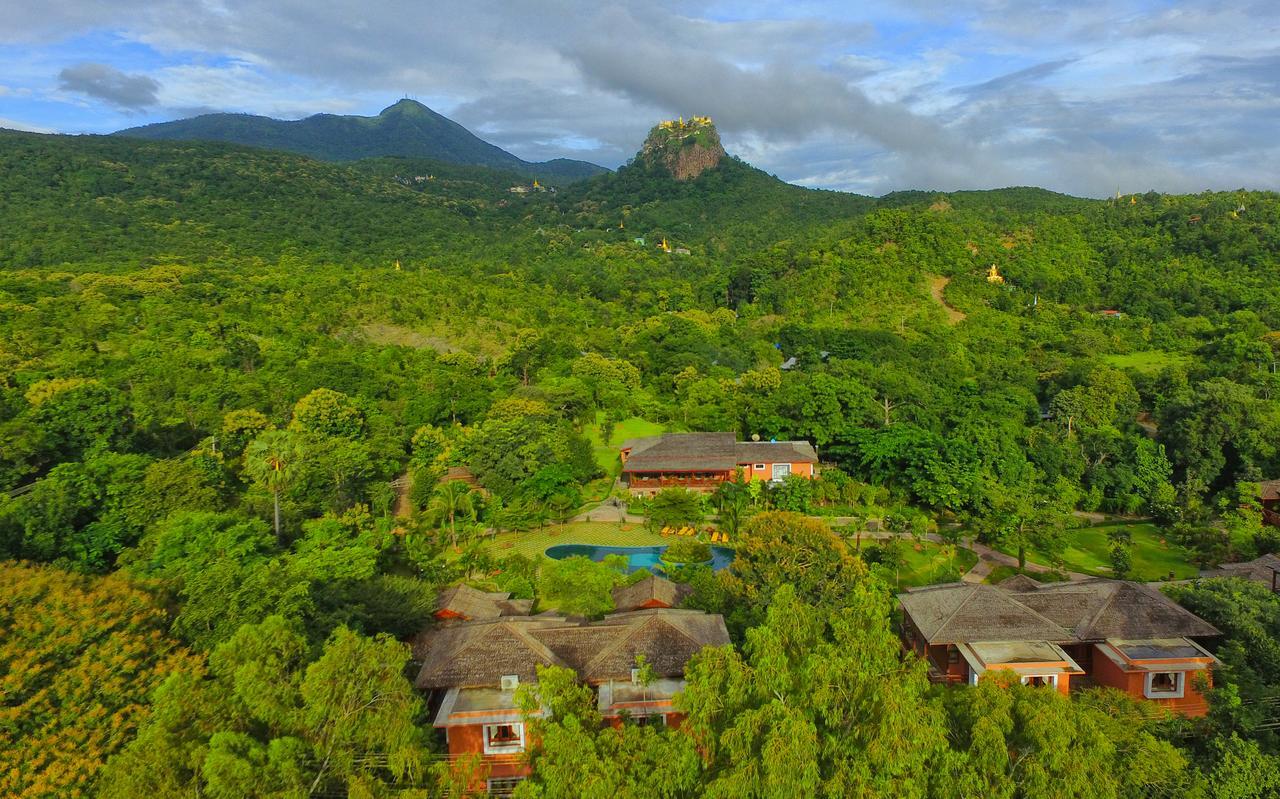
[734,440,819,464]
[580,609,731,681]
[899,583,1071,644]
[621,433,817,473]
[1019,580,1220,640]
[899,578,1219,645]
[1201,553,1280,586]
[611,575,691,611]
[997,574,1043,592]
[622,433,738,472]
[1258,479,1280,502]
[414,617,571,688]
[414,608,730,690]
[435,584,531,621]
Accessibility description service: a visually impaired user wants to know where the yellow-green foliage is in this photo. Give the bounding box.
[0,562,196,799]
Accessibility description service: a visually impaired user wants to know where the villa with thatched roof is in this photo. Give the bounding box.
[619,432,818,494]
[434,584,533,622]
[1200,553,1280,593]
[413,577,729,794]
[898,577,1220,715]
[611,573,693,611]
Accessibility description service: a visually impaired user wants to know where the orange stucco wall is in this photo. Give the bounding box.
[445,724,530,781]
[737,461,815,482]
[1090,645,1212,717]
[983,664,1072,695]
[928,644,969,683]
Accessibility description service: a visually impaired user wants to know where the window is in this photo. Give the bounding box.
[1021,674,1058,688]
[1145,671,1184,699]
[483,723,525,754]
[754,463,766,470]
[487,776,525,795]
[771,463,791,481]
[948,648,959,664]
[627,713,667,728]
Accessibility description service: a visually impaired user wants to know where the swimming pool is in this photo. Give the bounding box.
[544,543,735,574]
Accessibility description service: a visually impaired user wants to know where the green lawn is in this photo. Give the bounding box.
[1102,350,1194,375]
[483,521,669,560]
[583,415,670,475]
[886,541,978,588]
[1001,521,1197,581]
[984,565,1070,585]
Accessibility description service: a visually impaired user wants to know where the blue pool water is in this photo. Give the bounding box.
[544,543,735,574]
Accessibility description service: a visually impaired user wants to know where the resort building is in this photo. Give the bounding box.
[619,432,818,495]
[413,576,729,794]
[1200,553,1280,594]
[898,576,1220,715]
[1259,479,1280,527]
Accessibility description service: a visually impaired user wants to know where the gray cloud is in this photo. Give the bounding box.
[8,1,1280,196]
[59,62,160,109]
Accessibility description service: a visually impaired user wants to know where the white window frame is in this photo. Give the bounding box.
[1020,674,1058,689]
[771,463,791,481]
[482,722,526,754]
[754,463,767,470]
[1144,671,1185,699]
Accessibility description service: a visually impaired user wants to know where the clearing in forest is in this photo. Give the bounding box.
[928,275,967,324]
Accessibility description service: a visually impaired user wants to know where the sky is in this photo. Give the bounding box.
[1,1,1278,197]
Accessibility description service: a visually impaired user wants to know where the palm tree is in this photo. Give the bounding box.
[244,429,305,539]
[429,480,476,548]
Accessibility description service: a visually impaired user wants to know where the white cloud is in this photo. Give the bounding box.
[0,116,56,133]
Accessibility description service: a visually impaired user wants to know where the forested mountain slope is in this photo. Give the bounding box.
[114,98,607,183]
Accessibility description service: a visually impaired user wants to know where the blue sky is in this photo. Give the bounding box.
[2,1,1278,196]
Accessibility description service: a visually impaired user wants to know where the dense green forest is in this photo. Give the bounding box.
[2,126,1279,797]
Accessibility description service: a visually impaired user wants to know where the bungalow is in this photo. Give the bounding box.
[413,576,729,795]
[1200,553,1280,594]
[435,584,533,623]
[619,432,818,495]
[898,576,1220,716]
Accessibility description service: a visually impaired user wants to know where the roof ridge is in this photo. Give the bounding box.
[1072,582,1121,640]
[936,585,1073,643]
[490,620,569,669]
[583,614,699,676]
[931,584,979,640]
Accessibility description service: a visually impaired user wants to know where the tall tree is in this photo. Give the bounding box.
[244,429,306,539]
[429,479,477,548]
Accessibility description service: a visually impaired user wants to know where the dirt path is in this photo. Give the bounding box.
[928,275,967,324]
[392,472,414,518]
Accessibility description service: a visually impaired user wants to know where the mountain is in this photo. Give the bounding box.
[556,116,873,251]
[637,116,726,180]
[113,99,608,183]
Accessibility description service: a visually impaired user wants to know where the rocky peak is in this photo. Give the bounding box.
[639,116,725,181]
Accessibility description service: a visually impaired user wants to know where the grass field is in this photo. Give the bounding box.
[483,521,669,560]
[583,415,669,475]
[867,540,978,589]
[983,565,1070,585]
[1000,521,1197,581]
[1103,350,1194,375]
